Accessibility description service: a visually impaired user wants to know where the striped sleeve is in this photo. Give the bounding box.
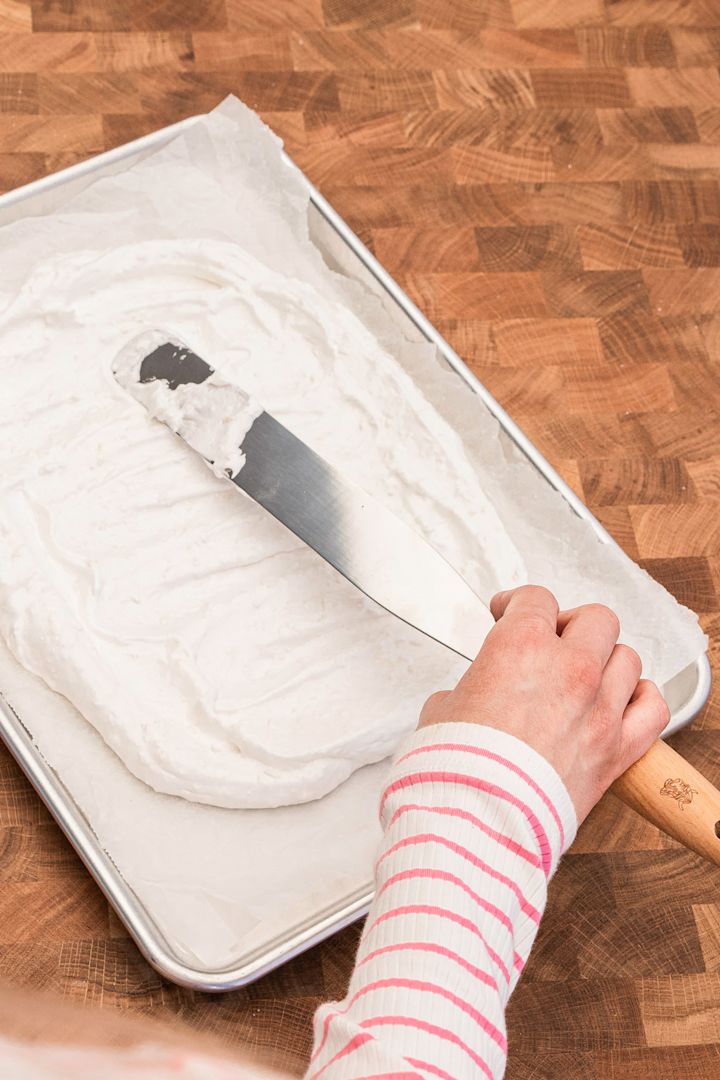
[306,721,577,1080]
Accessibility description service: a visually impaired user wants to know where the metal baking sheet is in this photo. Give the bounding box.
[0,116,712,991]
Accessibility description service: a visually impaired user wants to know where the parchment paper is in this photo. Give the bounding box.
[0,98,707,972]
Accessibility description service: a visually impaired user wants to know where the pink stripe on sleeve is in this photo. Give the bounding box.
[379,772,553,875]
[376,868,523,969]
[396,741,565,848]
[377,833,542,923]
[307,724,575,1080]
[356,941,497,990]
[308,1032,374,1080]
[405,1057,458,1080]
[339,1073,423,1080]
[315,977,506,1063]
[387,803,542,869]
[366,904,512,984]
[361,1017,495,1080]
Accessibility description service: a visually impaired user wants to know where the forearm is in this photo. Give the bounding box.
[307,721,577,1079]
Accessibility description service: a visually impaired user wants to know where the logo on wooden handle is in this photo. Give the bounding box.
[660,778,698,810]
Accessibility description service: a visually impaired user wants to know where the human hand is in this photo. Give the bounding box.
[419,584,670,822]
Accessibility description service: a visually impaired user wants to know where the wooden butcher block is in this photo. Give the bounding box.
[0,0,719,1076]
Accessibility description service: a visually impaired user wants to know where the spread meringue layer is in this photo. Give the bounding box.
[0,238,523,808]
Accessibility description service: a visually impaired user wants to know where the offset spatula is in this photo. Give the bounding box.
[113,331,720,867]
[113,330,495,660]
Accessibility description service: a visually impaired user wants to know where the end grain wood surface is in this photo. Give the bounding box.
[1,1,720,1076]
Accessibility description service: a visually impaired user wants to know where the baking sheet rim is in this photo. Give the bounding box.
[0,113,711,992]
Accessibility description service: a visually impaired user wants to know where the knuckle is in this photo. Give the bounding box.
[636,680,670,732]
[653,692,671,731]
[616,644,642,678]
[519,584,558,610]
[587,603,621,637]
[514,612,551,648]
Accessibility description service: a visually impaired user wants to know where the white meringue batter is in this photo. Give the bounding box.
[0,239,523,809]
[0,99,706,973]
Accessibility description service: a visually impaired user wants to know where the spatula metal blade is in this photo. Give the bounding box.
[113,332,493,663]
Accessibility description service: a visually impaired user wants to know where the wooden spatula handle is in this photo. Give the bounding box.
[611,739,720,867]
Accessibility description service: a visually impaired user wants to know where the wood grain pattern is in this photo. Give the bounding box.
[0,2,719,1077]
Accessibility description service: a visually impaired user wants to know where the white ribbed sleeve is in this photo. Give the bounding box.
[306,721,577,1080]
[0,723,577,1080]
